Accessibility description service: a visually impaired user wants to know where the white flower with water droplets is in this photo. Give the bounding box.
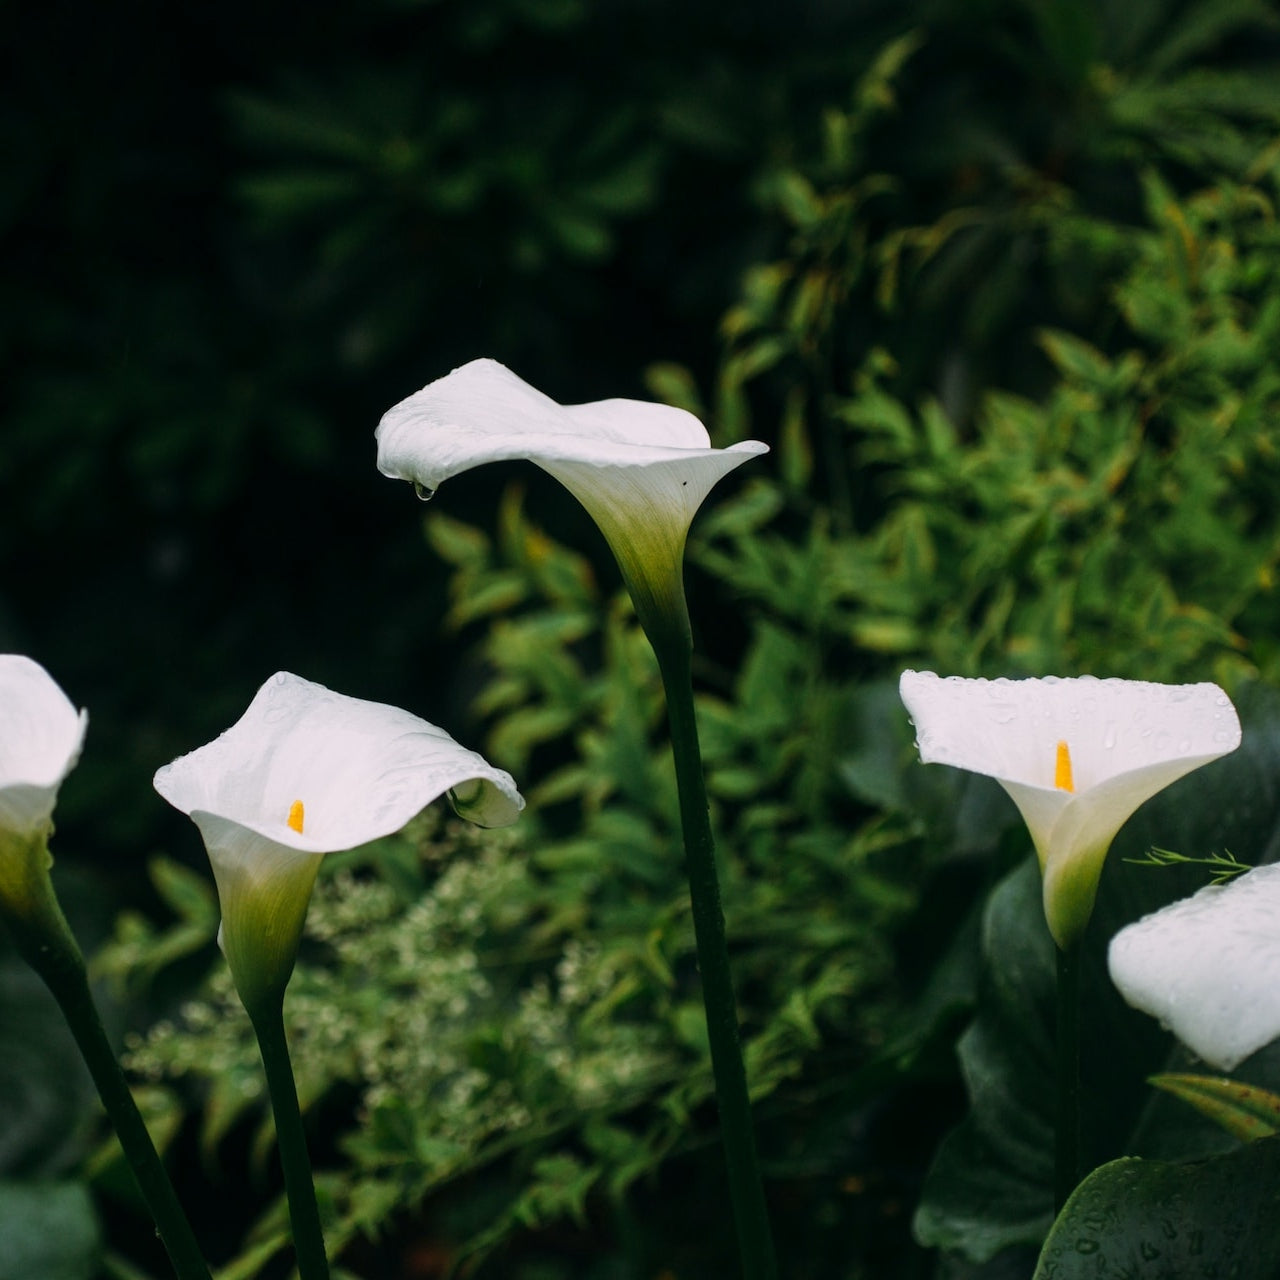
[1110,864,1280,1071]
[155,672,523,1009]
[375,358,768,644]
[899,671,1241,948]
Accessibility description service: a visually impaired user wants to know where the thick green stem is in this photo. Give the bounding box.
[246,996,330,1280]
[1055,940,1082,1212]
[5,871,211,1280]
[652,635,778,1280]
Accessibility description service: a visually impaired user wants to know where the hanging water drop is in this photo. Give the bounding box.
[413,481,437,502]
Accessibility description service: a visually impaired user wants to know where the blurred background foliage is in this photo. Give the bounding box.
[5,0,1280,1275]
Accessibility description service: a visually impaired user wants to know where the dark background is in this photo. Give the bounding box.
[3,0,901,863]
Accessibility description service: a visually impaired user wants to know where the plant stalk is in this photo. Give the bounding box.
[6,872,211,1280]
[1055,939,1082,1212]
[246,996,331,1280]
[652,634,778,1280]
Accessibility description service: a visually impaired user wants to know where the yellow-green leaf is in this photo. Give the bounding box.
[1149,1071,1280,1141]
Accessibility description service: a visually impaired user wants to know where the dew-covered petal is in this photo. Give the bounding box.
[376,358,742,491]
[1109,865,1280,1071]
[0,656,88,834]
[153,672,523,856]
[899,672,1240,793]
[900,670,1242,948]
[376,359,767,550]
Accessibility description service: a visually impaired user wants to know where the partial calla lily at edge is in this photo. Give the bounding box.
[154,672,523,1010]
[0,655,87,837]
[0,655,88,922]
[899,672,1241,948]
[1109,863,1280,1071]
[375,358,768,645]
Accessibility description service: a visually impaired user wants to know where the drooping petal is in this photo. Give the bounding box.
[155,672,523,1007]
[376,359,768,641]
[1109,864,1280,1071]
[899,670,1241,947]
[375,358,747,485]
[154,671,523,855]
[0,656,88,836]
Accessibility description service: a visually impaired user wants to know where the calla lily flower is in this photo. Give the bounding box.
[0,655,88,919]
[1109,864,1280,1070]
[155,672,523,1011]
[375,358,768,645]
[899,672,1241,948]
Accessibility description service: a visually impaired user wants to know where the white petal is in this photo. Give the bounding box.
[0,656,88,834]
[375,358,724,487]
[899,671,1240,793]
[154,672,523,856]
[376,358,767,516]
[1109,864,1280,1070]
[900,670,1242,947]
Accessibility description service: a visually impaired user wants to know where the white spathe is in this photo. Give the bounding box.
[1109,864,1280,1071]
[375,358,768,639]
[899,671,1241,948]
[155,672,523,1006]
[0,655,88,836]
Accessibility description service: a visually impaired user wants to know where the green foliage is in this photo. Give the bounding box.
[694,168,1280,687]
[115,704,915,1277]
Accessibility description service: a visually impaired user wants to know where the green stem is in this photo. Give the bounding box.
[6,872,211,1280]
[1055,940,1082,1213]
[652,635,778,1280]
[246,996,330,1280]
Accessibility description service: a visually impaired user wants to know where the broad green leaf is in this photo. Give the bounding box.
[1149,1072,1280,1142]
[1033,1136,1280,1279]
[0,957,97,1177]
[0,1181,99,1280]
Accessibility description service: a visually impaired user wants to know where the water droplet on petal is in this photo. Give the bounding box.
[413,481,437,502]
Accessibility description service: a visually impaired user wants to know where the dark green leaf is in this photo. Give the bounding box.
[0,1181,99,1280]
[1033,1136,1280,1280]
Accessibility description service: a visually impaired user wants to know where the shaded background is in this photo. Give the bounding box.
[9,0,1278,865]
[4,0,895,860]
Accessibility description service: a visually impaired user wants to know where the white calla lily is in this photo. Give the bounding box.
[375,358,768,644]
[899,671,1241,948]
[155,672,523,1010]
[1109,864,1280,1070]
[0,655,87,839]
[0,655,88,925]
